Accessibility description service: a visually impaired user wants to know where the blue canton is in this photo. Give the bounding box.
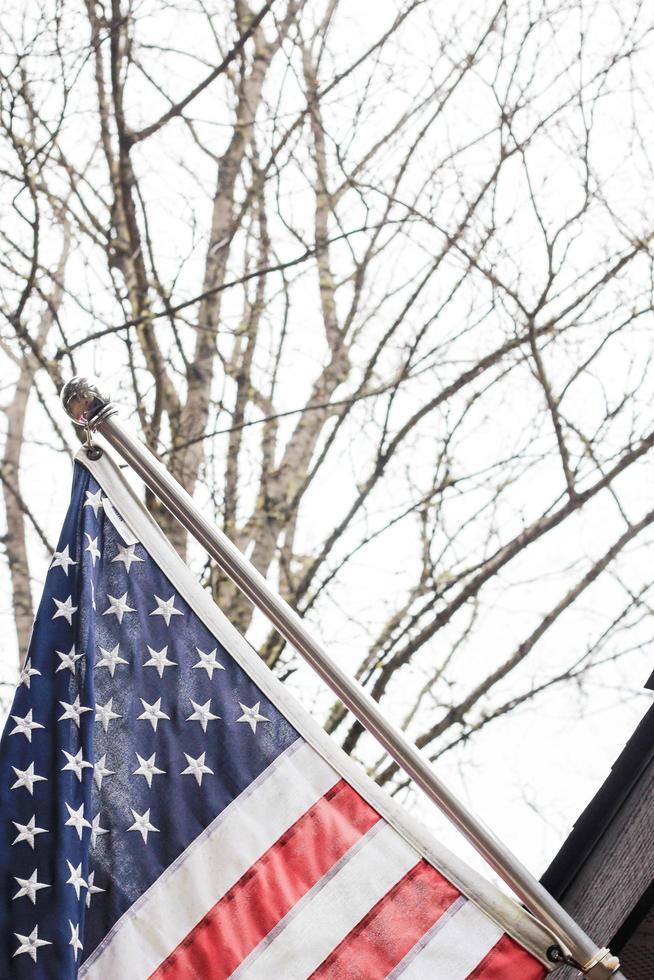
[0,462,298,978]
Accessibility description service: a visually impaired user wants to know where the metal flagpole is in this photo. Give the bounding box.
[60,377,620,980]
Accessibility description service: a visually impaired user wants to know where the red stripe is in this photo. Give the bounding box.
[467,934,546,980]
[309,859,461,980]
[151,779,379,980]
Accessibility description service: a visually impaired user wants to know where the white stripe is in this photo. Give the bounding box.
[240,822,420,980]
[393,899,504,979]
[80,741,340,979]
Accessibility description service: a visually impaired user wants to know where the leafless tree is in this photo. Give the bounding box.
[1,0,653,793]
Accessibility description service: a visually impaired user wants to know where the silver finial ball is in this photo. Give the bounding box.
[60,376,114,429]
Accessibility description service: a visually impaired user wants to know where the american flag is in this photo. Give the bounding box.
[0,452,549,979]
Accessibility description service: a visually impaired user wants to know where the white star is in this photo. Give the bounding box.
[11,763,47,795]
[84,533,101,566]
[12,815,47,849]
[13,869,50,904]
[95,643,128,676]
[62,748,93,782]
[95,697,122,732]
[52,595,77,624]
[69,920,83,959]
[93,754,115,790]
[138,697,170,731]
[18,659,41,689]
[186,699,220,733]
[192,647,225,680]
[102,592,136,624]
[86,870,105,908]
[59,695,92,727]
[56,644,83,674]
[127,808,159,843]
[143,645,177,678]
[90,813,109,848]
[66,860,87,899]
[133,752,166,788]
[13,926,51,962]
[10,709,44,743]
[50,544,77,575]
[84,489,103,516]
[149,593,183,626]
[236,701,270,734]
[111,542,144,572]
[65,802,91,839]
[181,751,214,786]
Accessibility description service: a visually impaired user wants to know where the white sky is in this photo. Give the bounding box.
[1,0,653,896]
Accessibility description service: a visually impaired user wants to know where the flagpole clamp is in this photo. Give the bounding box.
[580,948,621,979]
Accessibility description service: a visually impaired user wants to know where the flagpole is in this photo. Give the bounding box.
[61,377,619,979]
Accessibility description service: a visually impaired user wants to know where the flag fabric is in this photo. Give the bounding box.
[0,448,550,979]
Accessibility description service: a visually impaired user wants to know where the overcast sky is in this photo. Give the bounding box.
[1,0,653,894]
